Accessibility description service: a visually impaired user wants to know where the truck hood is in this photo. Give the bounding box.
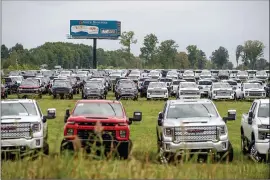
[180,88,199,91]
[1,115,40,123]
[163,117,224,127]
[213,88,232,91]
[258,117,270,125]
[245,88,263,91]
[68,115,127,123]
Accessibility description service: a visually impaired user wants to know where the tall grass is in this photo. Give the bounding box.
[1,94,269,179]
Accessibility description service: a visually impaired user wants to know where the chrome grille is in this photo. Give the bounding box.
[173,126,217,142]
[182,90,199,95]
[216,90,231,96]
[248,91,263,96]
[1,123,31,139]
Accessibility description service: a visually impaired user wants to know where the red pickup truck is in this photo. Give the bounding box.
[60,100,142,159]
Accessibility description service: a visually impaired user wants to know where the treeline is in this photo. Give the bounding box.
[1,31,269,70]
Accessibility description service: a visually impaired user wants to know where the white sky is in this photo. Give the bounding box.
[2,1,269,66]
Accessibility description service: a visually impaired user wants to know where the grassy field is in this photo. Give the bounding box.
[1,93,270,179]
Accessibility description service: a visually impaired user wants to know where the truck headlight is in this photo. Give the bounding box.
[165,128,173,136]
[31,123,41,133]
[120,130,126,138]
[66,128,74,135]
[218,126,227,135]
[258,131,269,140]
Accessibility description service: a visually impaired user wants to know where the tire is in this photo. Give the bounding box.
[43,142,49,155]
[53,94,57,99]
[38,94,42,99]
[116,96,120,101]
[219,141,234,162]
[164,98,168,101]
[69,94,73,99]
[248,140,263,162]
[147,98,150,101]
[77,89,80,94]
[117,140,133,160]
[241,134,248,155]
[104,95,107,100]
[17,94,21,99]
[60,139,74,156]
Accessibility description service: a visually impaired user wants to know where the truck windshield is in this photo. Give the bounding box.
[258,103,269,118]
[1,103,37,116]
[166,103,218,119]
[73,102,123,117]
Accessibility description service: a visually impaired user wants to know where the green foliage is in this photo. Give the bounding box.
[157,40,178,69]
[139,34,159,67]
[210,46,229,69]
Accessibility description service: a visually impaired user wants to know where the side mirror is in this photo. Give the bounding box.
[129,111,142,122]
[158,112,163,126]
[47,108,56,119]
[42,116,47,123]
[223,109,236,122]
[64,109,70,123]
[248,111,253,125]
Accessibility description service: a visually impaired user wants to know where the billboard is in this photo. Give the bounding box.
[70,20,121,39]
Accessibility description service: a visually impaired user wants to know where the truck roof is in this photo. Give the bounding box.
[168,99,213,105]
[1,99,36,103]
[76,100,121,104]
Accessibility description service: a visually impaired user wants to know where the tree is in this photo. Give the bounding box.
[139,33,159,67]
[196,50,207,69]
[235,45,244,67]
[222,61,234,70]
[210,46,229,69]
[186,45,198,68]
[175,52,190,69]
[157,40,178,68]
[256,58,269,70]
[243,40,265,69]
[119,31,137,63]
[10,43,24,53]
[1,44,9,59]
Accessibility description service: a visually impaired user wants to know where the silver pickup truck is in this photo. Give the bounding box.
[156,99,236,163]
[240,99,270,162]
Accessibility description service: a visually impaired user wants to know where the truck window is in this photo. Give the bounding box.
[251,102,257,115]
[36,104,43,118]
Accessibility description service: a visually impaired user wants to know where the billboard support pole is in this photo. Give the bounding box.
[93,38,97,69]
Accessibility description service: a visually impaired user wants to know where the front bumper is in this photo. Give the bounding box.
[1,137,45,152]
[255,142,270,154]
[119,93,137,99]
[212,94,234,100]
[162,140,229,153]
[244,95,266,99]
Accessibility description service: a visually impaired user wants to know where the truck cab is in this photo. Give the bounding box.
[240,99,270,162]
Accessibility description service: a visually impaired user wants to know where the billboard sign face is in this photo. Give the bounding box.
[70,20,121,39]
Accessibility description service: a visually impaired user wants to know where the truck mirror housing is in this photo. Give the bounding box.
[47,108,56,119]
[223,109,236,122]
[158,112,163,126]
[129,111,142,122]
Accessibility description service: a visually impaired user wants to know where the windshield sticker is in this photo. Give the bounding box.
[261,104,267,107]
[77,103,84,107]
[170,106,176,108]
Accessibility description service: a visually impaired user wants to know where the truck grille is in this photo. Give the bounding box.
[77,129,116,141]
[1,123,31,139]
[173,126,217,142]
[182,90,199,95]
[216,90,231,96]
[248,91,263,96]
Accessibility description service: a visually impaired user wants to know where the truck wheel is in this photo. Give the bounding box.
[43,142,49,155]
[147,98,150,101]
[118,140,133,160]
[17,94,21,99]
[38,94,42,99]
[60,139,74,156]
[104,95,107,99]
[53,94,57,99]
[249,141,263,162]
[140,93,143,98]
[69,94,73,99]
[219,141,234,162]
[164,98,168,101]
[241,134,248,155]
[60,95,64,99]
[77,89,80,94]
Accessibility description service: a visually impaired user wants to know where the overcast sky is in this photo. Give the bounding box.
[2,1,269,66]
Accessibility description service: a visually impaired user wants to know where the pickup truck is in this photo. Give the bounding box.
[60,100,142,159]
[1,99,56,159]
[156,99,236,163]
[240,99,270,162]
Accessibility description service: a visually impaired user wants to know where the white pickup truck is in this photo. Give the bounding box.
[240,99,270,162]
[1,99,56,159]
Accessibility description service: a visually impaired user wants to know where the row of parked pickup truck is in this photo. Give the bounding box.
[1,98,269,163]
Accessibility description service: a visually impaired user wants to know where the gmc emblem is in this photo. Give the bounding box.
[1,126,17,131]
[187,129,204,133]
